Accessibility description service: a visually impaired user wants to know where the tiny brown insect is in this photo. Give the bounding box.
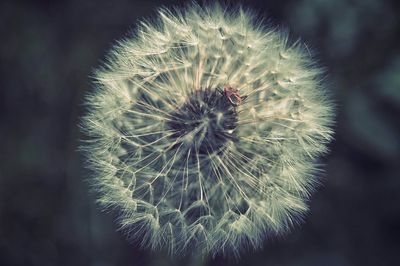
[221,85,247,106]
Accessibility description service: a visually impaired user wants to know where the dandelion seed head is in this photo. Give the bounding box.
[81,3,334,257]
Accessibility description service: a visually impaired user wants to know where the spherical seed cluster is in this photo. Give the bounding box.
[81,4,334,257]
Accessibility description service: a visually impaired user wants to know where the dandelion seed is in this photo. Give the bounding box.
[81,3,334,257]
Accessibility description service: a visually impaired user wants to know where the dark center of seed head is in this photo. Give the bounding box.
[167,88,239,155]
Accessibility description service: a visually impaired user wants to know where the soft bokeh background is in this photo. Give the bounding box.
[1,0,399,265]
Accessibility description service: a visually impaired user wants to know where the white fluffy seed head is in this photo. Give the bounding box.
[81,3,334,257]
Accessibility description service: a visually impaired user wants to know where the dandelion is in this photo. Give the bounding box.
[81,3,334,257]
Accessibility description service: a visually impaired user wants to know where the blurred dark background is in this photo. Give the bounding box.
[1,0,399,265]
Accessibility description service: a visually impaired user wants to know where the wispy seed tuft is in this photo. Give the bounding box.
[81,3,334,257]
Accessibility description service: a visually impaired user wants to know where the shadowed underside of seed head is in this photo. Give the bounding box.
[166,88,239,155]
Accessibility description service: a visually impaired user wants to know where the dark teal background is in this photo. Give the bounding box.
[1,0,399,265]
